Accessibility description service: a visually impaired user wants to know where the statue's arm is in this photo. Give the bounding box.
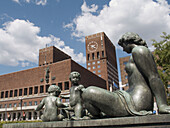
[132,46,159,79]
[56,98,69,108]
[35,98,45,111]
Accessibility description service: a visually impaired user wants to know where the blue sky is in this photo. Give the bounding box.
[0,0,170,83]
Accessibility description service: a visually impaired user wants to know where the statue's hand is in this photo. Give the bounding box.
[75,85,84,91]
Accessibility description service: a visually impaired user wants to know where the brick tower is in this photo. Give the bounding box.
[85,32,119,91]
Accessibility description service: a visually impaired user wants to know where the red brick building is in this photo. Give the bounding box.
[0,46,106,121]
[85,32,119,91]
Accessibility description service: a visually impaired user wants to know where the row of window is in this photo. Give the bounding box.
[0,82,70,99]
[87,61,101,66]
[87,51,104,61]
[88,65,101,70]
[0,101,39,108]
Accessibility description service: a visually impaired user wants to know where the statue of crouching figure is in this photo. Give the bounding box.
[35,85,68,121]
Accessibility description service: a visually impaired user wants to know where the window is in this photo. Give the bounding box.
[34,101,38,105]
[88,67,91,70]
[97,61,100,64]
[92,66,95,69]
[102,51,104,57]
[97,52,100,59]
[1,92,4,98]
[14,103,17,107]
[24,102,27,106]
[98,70,101,73]
[92,53,95,60]
[58,83,62,90]
[92,62,95,65]
[40,85,44,93]
[9,104,12,108]
[10,90,13,97]
[14,89,18,97]
[34,86,38,94]
[4,104,7,108]
[97,65,101,68]
[29,87,33,95]
[88,63,90,66]
[93,71,96,74]
[19,103,21,107]
[0,105,2,108]
[125,75,128,79]
[5,91,8,98]
[29,101,32,106]
[46,85,50,93]
[87,54,90,61]
[24,88,27,95]
[98,75,101,77]
[19,89,22,96]
[65,82,69,90]
[123,61,128,65]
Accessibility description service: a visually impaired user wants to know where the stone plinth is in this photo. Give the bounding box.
[3,114,170,128]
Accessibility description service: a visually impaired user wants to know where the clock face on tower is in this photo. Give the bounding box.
[87,41,98,52]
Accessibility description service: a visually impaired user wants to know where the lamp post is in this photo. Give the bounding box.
[19,98,23,121]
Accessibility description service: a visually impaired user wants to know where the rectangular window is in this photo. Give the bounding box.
[102,51,104,57]
[4,104,7,108]
[87,54,90,61]
[14,89,18,97]
[40,85,44,93]
[97,65,101,68]
[93,66,95,69]
[14,103,17,107]
[5,91,8,98]
[0,105,2,108]
[98,70,101,73]
[10,90,13,97]
[9,104,12,108]
[88,63,90,66]
[1,91,4,98]
[19,103,21,107]
[97,52,100,59]
[64,82,69,90]
[34,101,38,105]
[29,87,33,95]
[123,61,128,65]
[24,88,27,95]
[46,85,50,93]
[88,67,91,70]
[92,53,95,60]
[58,83,62,90]
[19,89,22,96]
[24,102,27,106]
[97,61,100,64]
[92,62,95,65]
[29,101,32,106]
[34,86,38,94]
[98,75,101,77]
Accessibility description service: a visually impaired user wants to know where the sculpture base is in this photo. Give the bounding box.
[3,114,170,128]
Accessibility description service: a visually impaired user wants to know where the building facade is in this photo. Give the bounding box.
[0,46,106,121]
[85,32,119,91]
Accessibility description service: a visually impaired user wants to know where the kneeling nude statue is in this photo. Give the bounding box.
[80,32,170,118]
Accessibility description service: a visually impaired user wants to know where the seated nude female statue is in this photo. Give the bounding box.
[80,32,170,118]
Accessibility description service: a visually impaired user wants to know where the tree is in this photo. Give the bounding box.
[152,32,170,104]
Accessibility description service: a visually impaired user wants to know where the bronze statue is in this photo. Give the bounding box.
[80,32,170,118]
[35,85,68,121]
[69,71,85,120]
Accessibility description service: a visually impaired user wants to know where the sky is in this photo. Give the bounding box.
[0,0,170,83]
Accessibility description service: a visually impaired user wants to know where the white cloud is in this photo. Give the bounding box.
[65,0,170,50]
[81,1,98,13]
[0,19,86,66]
[12,0,47,6]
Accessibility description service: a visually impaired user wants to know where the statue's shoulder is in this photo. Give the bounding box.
[132,46,150,56]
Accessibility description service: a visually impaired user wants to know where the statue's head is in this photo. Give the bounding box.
[69,71,81,84]
[48,85,61,96]
[118,32,147,53]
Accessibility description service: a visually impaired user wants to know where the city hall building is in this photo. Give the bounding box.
[0,32,119,121]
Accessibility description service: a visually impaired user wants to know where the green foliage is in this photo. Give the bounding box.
[0,120,42,128]
[152,32,170,104]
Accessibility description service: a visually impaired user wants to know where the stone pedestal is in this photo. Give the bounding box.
[3,114,170,128]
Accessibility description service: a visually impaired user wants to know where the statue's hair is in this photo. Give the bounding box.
[69,71,81,81]
[48,85,61,93]
[118,32,148,47]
